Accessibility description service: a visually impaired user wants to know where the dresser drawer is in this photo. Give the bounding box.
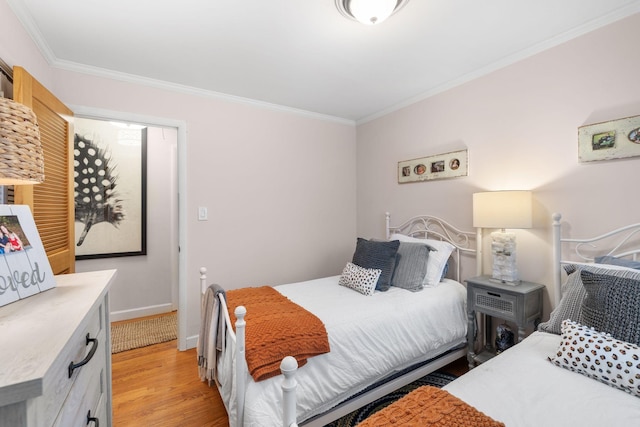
[52,362,106,427]
[36,300,105,426]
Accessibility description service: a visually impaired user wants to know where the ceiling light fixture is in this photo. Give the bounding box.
[336,0,410,25]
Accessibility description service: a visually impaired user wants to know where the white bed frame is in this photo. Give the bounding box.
[278,212,640,427]
[201,212,478,427]
[552,212,640,306]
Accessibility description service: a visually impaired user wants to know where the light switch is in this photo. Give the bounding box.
[198,206,208,221]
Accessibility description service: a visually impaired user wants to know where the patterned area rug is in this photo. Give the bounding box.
[325,371,457,427]
[111,312,177,353]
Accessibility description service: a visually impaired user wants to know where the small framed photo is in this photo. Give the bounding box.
[398,149,468,183]
[578,114,640,162]
[0,205,56,307]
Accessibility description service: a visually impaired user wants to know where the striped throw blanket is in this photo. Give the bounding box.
[227,286,330,382]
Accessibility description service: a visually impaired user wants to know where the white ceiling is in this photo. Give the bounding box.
[8,0,640,123]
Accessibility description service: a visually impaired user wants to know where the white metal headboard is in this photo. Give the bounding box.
[385,212,480,281]
[552,212,640,306]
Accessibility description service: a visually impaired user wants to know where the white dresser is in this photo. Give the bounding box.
[0,270,116,427]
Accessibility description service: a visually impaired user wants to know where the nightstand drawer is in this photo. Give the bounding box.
[472,288,518,321]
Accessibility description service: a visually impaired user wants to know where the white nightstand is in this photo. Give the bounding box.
[466,275,544,369]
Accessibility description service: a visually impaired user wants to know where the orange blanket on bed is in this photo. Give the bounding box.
[227,286,330,382]
[357,386,505,427]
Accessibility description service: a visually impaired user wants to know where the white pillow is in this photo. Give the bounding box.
[390,233,455,287]
[338,262,381,296]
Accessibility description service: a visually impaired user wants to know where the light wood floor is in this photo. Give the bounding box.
[111,320,469,426]
[112,339,228,426]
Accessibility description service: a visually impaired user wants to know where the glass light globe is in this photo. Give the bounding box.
[348,0,398,25]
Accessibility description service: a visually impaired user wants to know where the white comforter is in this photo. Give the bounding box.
[444,331,640,426]
[217,275,467,427]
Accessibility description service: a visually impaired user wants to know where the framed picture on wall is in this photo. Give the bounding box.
[74,118,147,259]
[398,149,468,183]
[578,114,640,162]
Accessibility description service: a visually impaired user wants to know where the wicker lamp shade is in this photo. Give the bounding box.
[0,97,44,185]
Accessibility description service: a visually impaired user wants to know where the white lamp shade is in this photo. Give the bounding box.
[348,0,398,25]
[473,191,532,229]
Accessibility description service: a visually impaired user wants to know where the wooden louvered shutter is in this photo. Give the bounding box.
[13,66,75,274]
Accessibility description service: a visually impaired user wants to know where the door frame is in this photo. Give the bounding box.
[71,105,188,350]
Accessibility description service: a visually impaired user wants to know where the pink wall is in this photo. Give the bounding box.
[4,0,639,337]
[1,1,356,344]
[51,71,357,341]
[0,1,51,87]
[356,13,640,316]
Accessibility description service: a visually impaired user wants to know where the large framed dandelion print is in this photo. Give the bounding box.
[74,118,147,259]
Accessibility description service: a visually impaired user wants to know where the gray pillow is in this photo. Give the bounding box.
[352,238,400,292]
[538,263,640,335]
[391,242,431,291]
[538,267,585,334]
[580,270,640,346]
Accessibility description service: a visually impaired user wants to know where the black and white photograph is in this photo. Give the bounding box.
[74,117,147,259]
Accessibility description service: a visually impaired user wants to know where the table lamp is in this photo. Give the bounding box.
[0,97,44,185]
[473,191,532,284]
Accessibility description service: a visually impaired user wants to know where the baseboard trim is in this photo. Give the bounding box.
[110,303,174,322]
[185,335,199,350]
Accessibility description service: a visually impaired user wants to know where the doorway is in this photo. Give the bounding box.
[72,106,188,350]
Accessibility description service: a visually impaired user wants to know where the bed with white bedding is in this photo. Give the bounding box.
[199,213,478,427]
[443,330,640,426]
[237,276,467,425]
[288,212,640,427]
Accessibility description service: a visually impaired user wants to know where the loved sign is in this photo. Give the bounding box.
[0,205,55,307]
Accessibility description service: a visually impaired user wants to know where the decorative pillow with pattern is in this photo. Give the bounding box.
[538,263,640,335]
[538,266,585,334]
[389,233,454,287]
[391,242,432,291]
[338,262,381,296]
[549,320,640,398]
[352,238,400,291]
[580,270,640,346]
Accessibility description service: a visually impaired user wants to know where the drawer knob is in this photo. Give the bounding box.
[68,333,99,378]
[86,410,99,427]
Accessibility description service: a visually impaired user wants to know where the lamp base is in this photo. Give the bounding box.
[490,231,519,284]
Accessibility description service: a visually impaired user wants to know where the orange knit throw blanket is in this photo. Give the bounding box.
[227,286,330,382]
[356,386,505,427]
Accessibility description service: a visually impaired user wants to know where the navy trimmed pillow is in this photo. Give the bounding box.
[352,238,400,291]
